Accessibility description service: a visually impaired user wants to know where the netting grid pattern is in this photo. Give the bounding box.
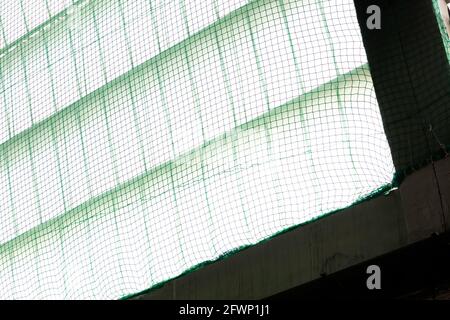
[0,0,394,299]
[433,0,450,62]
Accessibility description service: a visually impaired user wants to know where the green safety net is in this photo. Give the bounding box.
[0,0,78,49]
[433,0,450,62]
[0,0,395,299]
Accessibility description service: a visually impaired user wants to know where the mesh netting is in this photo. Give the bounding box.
[434,0,450,62]
[0,0,395,299]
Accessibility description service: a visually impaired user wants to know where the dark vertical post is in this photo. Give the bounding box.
[353,0,450,172]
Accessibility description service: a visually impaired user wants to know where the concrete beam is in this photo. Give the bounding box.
[132,157,450,300]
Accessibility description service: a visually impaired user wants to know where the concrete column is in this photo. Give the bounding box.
[353,0,450,171]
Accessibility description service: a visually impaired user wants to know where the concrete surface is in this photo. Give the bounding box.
[132,157,449,299]
[353,0,450,171]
